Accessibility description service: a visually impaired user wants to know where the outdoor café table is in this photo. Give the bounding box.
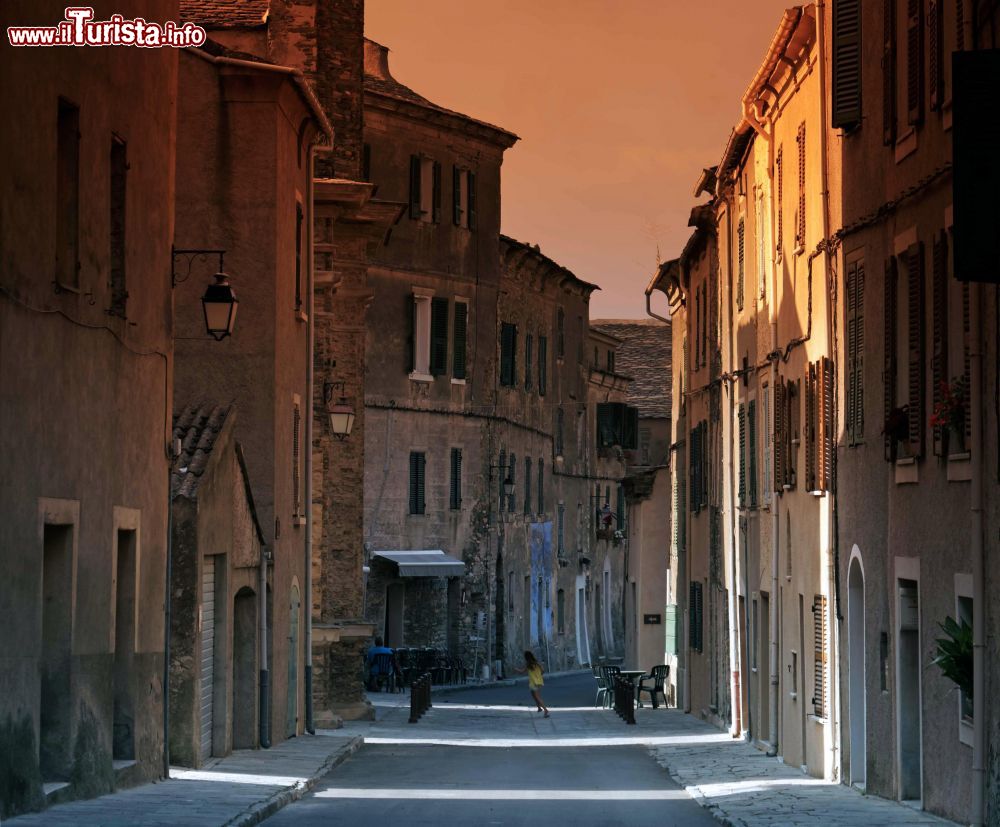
[620,670,647,702]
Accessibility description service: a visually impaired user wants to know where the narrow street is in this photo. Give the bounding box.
[264,674,718,826]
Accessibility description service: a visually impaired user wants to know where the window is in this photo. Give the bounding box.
[108,137,127,316]
[557,307,565,358]
[538,336,548,396]
[929,0,943,110]
[507,453,516,513]
[776,147,784,261]
[596,402,639,450]
[606,349,615,373]
[525,334,533,390]
[408,452,426,515]
[409,155,440,223]
[429,297,448,376]
[537,458,544,515]
[467,171,477,230]
[689,581,704,652]
[56,98,80,288]
[805,358,834,492]
[748,399,759,508]
[738,403,746,506]
[407,292,435,379]
[956,587,973,740]
[832,0,863,129]
[883,0,898,144]
[763,387,772,503]
[812,594,829,718]
[500,322,517,386]
[557,589,565,635]
[449,448,462,510]
[292,397,302,518]
[846,258,866,446]
[885,243,926,460]
[498,449,507,511]
[906,0,924,125]
[757,188,767,301]
[524,457,532,516]
[751,599,759,670]
[452,166,471,228]
[795,122,806,251]
[577,316,584,362]
[453,300,468,380]
[555,407,564,457]
[615,483,624,530]
[557,503,565,556]
[737,218,745,311]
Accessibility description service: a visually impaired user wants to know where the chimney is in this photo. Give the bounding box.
[364,39,392,81]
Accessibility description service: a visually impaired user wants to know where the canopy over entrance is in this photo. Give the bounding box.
[372,550,466,578]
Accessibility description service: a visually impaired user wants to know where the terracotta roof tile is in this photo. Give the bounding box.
[591,320,672,419]
[171,402,231,499]
[179,0,269,28]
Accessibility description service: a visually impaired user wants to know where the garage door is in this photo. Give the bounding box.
[200,556,215,763]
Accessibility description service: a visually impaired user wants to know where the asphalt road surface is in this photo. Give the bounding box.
[265,674,717,827]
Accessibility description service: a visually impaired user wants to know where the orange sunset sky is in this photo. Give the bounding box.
[366,0,795,319]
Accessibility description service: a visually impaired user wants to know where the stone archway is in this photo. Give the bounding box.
[848,549,866,787]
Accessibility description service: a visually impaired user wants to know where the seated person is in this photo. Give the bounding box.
[366,637,396,690]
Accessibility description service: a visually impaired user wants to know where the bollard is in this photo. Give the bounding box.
[409,672,432,723]
[612,676,636,725]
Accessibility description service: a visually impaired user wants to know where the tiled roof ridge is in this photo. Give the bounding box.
[171,402,232,499]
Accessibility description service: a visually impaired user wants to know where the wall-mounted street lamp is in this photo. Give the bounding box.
[172,247,238,341]
[324,381,355,439]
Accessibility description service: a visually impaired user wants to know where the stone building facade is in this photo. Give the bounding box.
[0,0,179,815]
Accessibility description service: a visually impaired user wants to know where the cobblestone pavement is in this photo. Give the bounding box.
[5,732,361,827]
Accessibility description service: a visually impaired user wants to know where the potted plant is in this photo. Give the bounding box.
[930,377,967,453]
[931,615,973,702]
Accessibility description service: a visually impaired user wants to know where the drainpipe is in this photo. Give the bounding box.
[163,462,173,778]
[259,548,270,748]
[304,145,317,735]
[970,281,985,826]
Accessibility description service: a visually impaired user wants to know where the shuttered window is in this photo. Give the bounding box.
[884,257,899,460]
[432,160,442,223]
[776,147,784,261]
[812,595,829,718]
[538,336,548,396]
[498,449,507,511]
[524,457,532,516]
[109,137,128,317]
[453,301,468,380]
[737,218,746,311]
[452,166,462,225]
[409,452,426,515]
[796,123,806,250]
[929,0,943,110]
[555,407,565,456]
[597,403,639,449]
[409,155,421,219]
[805,359,834,492]
[847,260,866,446]
[883,0,898,144]
[832,0,863,128]
[500,322,517,386]
[292,399,302,517]
[748,400,759,508]
[507,453,517,513]
[557,307,565,358]
[689,581,704,653]
[467,171,477,231]
[738,404,746,506]
[788,378,800,488]
[906,242,926,457]
[906,0,924,125]
[557,503,565,556]
[763,387,773,500]
[537,459,545,515]
[430,296,449,376]
[932,232,948,455]
[449,447,462,510]
[774,378,786,490]
[525,334,534,390]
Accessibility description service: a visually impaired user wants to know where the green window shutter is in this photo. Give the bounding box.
[805,363,817,491]
[774,378,786,489]
[525,334,533,390]
[432,160,442,223]
[883,0,897,144]
[664,605,678,656]
[557,503,565,555]
[737,218,745,311]
[623,405,639,449]
[524,457,532,516]
[500,323,517,386]
[884,257,898,460]
[508,453,516,513]
[409,155,421,219]
[738,403,746,506]
[467,171,477,230]
[906,0,924,125]
[450,448,462,510]
[406,293,416,373]
[538,336,548,396]
[537,458,544,515]
[409,452,425,514]
[832,0,863,129]
[430,297,449,376]
[452,166,462,225]
[453,302,468,380]
[907,243,926,457]
[748,400,758,507]
[689,581,703,652]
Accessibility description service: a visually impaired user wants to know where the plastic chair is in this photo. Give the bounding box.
[593,664,608,708]
[599,665,621,709]
[637,665,670,708]
[369,651,398,693]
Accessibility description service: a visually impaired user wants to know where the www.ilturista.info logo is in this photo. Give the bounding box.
[7,6,207,48]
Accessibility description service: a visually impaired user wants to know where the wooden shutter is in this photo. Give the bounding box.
[929,0,943,110]
[467,171,477,230]
[538,336,548,396]
[748,400,758,507]
[846,263,858,444]
[524,457,532,515]
[737,219,745,310]
[818,358,834,491]
[788,379,799,487]
[406,293,416,373]
[963,281,971,443]
[540,461,548,515]
[430,297,449,376]
[883,0,898,144]
[452,166,462,225]
[525,334,533,390]
[689,581,704,653]
[956,0,965,50]
[500,322,516,386]
[432,160,442,223]
[774,378,786,490]
[847,261,866,445]
[906,0,924,125]
[409,452,425,514]
[907,242,926,457]
[409,155,421,219]
[453,302,468,379]
[450,447,462,510]
[832,0,863,128]
[558,503,565,555]
[884,257,898,460]
[812,595,828,717]
[556,407,564,456]
[292,401,301,516]
[796,123,806,248]
[805,363,817,491]
[932,232,948,455]
[294,201,303,311]
[776,147,784,260]
[508,453,516,512]
[738,404,746,506]
[623,405,639,450]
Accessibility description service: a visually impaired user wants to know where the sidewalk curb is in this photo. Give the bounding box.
[651,752,747,827]
[221,735,364,827]
[433,668,591,695]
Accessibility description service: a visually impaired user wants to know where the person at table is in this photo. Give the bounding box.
[366,636,396,690]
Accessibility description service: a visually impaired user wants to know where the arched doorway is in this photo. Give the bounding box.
[232,587,257,750]
[286,584,300,738]
[848,551,866,787]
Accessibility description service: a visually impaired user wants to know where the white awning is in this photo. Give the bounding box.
[372,550,466,578]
